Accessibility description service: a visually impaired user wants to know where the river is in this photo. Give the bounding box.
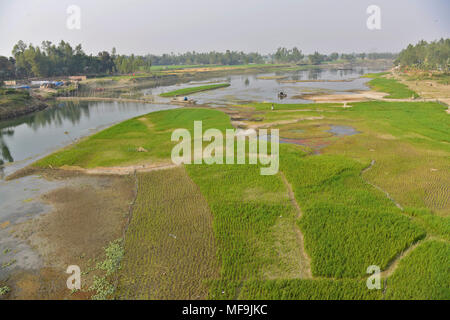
[0,66,382,179]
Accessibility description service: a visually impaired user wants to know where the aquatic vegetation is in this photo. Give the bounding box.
[0,286,10,296]
[89,239,124,300]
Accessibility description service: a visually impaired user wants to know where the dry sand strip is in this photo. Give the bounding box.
[59,163,180,176]
[301,91,442,104]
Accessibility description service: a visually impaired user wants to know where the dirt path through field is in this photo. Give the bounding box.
[360,160,426,281]
[279,171,312,279]
[380,240,424,278]
[361,160,404,211]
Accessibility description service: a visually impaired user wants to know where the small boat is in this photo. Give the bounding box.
[171,96,197,104]
[278,91,288,99]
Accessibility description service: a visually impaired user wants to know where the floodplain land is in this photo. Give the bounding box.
[1,69,449,300]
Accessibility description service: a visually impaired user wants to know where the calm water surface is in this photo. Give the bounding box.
[144,67,384,105]
[0,101,178,178]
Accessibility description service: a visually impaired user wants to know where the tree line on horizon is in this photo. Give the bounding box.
[0,40,397,81]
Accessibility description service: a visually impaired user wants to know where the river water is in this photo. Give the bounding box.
[145,67,382,105]
[0,67,382,179]
[0,101,178,178]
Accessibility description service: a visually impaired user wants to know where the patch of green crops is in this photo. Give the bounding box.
[280,146,426,278]
[385,240,450,300]
[238,279,383,300]
[186,163,295,284]
[347,101,450,149]
[405,208,450,241]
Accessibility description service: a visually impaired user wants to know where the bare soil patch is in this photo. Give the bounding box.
[7,174,135,299]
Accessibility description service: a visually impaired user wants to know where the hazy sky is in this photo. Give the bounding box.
[0,0,448,57]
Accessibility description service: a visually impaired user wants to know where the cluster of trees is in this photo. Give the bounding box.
[272,47,330,64]
[0,40,407,81]
[0,41,266,80]
[147,50,264,66]
[308,52,328,65]
[0,56,15,81]
[114,50,152,74]
[8,40,117,79]
[395,38,449,70]
[273,47,304,63]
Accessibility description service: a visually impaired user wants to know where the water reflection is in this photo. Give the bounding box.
[307,69,320,80]
[0,101,178,175]
[0,129,14,163]
[185,67,385,105]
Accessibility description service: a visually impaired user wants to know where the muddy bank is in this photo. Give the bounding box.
[0,102,48,121]
[1,170,135,299]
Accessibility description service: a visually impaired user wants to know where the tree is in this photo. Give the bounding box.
[395,38,449,70]
[0,56,15,80]
[308,51,325,65]
[329,52,339,61]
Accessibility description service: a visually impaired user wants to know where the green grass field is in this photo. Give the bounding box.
[281,148,426,278]
[237,279,383,300]
[365,73,419,99]
[186,161,303,293]
[31,102,450,300]
[385,240,449,299]
[160,83,230,97]
[35,108,232,168]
